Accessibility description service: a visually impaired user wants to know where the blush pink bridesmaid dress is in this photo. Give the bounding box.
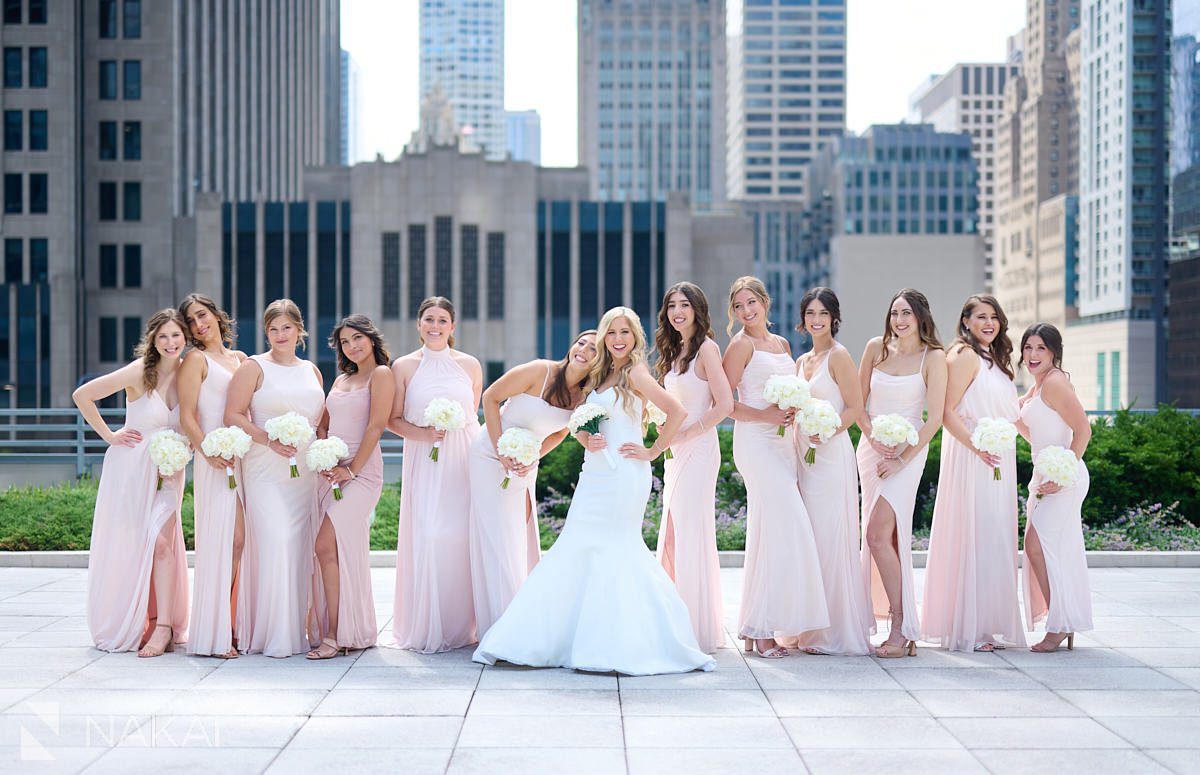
[658,362,725,654]
[310,382,382,649]
[87,389,189,652]
[468,364,571,637]
[392,347,480,652]
[187,354,241,656]
[922,359,1027,651]
[734,349,829,643]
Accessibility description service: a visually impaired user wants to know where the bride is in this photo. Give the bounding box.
[473,307,717,675]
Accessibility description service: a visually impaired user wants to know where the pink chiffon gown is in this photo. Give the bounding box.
[392,347,481,652]
[310,382,383,650]
[658,362,725,654]
[87,390,189,652]
[857,348,929,644]
[1020,393,1093,634]
[788,347,872,655]
[922,359,1027,651]
[187,354,241,656]
[236,356,324,657]
[468,364,571,637]
[734,349,829,641]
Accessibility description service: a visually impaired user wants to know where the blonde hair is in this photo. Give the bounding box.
[416,296,456,348]
[726,275,772,336]
[585,306,647,418]
[262,298,308,349]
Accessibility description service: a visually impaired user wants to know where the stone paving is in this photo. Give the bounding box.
[0,566,1198,774]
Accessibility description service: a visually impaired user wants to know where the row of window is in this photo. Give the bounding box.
[98,244,141,288]
[3,0,45,24]
[380,223,505,322]
[3,110,47,151]
[98,181,141,221]
[3,172,46,214]
[3,46,47,88]
[99,0,140,40]
[99,60,141,100]
[98,121,140,160]
[98,316,142,362]
[2,236,47,283]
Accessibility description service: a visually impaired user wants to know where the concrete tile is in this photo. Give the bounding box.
[972,748,1170,774]
[54,664,216,691]
[941,717,1134,749]
[618,689,775,717]
[781,716,963,749]
[747,660,903,690]
[1119,648,1200,668]
[876,648,1007,668]
[1088,631,1200,648]
[0,667,76,690]
[476,667,617,690]
[287,716,462,749]
[1059,690,1200,717]
[268,747,451,774]
[800,749,987,774]
[313,689,472,716]
[117,715,305,748]
[337,666,481,690]
[618,667,757,690]
[912,689,1084,717]
[357,645,480,667]
[194,665,349,690]
[998,647,1145,668]
[765,689,928,717]
[1019,667,1190,691]
[888,667,1043,691]
[466,689,620,716]
[0,713,150,748]
[160,689,327,717]
[0,647,101,670]
[1096,717,1200,749]
[1159,668,1200,690]
[623,716,793,749]
[456,714,624,748]
[13,690,175,717]
[447,747,626,775]
[82,746,280,774]
[0,745,109,773]
[626,747,804,774]
[1146,749,1200,774]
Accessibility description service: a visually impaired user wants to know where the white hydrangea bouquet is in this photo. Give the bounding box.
[200,426,253,489]
[264,411,315,477]
[1033,445,1079,499]
[643,402,672,460]
[569,403,615,469]
[762,374,811,437]
[496,427,540,489]
[306,436,350,500]
[970,417,1018,480]
[148,429,191,491]
[796,398,840,464]
[422,397,467,462]
[870,413,919,450]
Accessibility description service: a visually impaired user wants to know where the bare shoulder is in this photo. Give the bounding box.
[829,344,856,369]
[309,361,324,383]
[946,342,977,365]
[181,349,207,370]
[233,350,249,363]
[391,350,422,374]
[925,347,948,365]
[453,350,483,377]
[724,333,753,359]
[1042,369,1074,397]
[773,334,793,354]
[699,337,722,358]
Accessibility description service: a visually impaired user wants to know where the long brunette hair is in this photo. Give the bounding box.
[134,309,188,393]
[955,294,1014,379]
[877,288,942,367]
[1018,322,1065,372]
[417,296,456,348]
[655,281,714,380]
[330,314,391,375]
[177,292,234,349]
[545,329,598,410]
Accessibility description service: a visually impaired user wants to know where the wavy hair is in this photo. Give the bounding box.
[796,286,842,338]
[655,281,714,380]
[586,307,647,418]
[417,296,457,348]
[877,288,943,367]
[134,308,188,393]
[955,294,1014,379]
[1018,322,1065,372]
[545,329,598,410]
[726,275,772,336]
[262,298,308,349]
[329,314,391,375]
[177,292,235,349]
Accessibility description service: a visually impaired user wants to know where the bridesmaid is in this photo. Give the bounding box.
[1016,323,1093,652]
[786,287,873,656]
[389,296,483,652]
[722,276,829,658]
[468,330,596,637]
[225,299,325,657]
[654,281,733,654]
[308,315,395,658]
[923,295,1026,652]
[73,309,190,656]
[178,293,247,659]
[858,288,947,658]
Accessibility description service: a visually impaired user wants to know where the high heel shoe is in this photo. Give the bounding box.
[1031,632,1074,652]
[741,636,788,659]
[137,623,175,658]
[875,639,916,658]
[306,636,347,660]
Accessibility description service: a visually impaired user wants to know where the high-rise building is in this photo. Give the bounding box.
[1168,163,1200,407]
[1070,0,1171,410]
[0,0,340,407]
[341,49,364,165]
[578,0,726,204]
[910,63,1020,288]
[1173,36,1200,177]
[420,0,505,161]
[505,109,541,164]
[725,0,846,203]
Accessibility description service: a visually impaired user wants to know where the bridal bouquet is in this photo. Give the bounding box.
[970,417,1018,480]
[870,413,919,449]
[307,436,350,500]
[796,398,840,464]
[148,429,191,491]
[762,374,811,437]
[569,403,616,469]
[644,402,673,460]
[264,411,315,477]
[1033,445,1079,499]
[422,398,467,462]
[496,427,539,489]
[200,426,252,489]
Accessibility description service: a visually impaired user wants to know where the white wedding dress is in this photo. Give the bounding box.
[473,387,717,675]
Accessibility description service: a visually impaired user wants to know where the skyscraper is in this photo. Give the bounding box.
[420,0,506,161]
[725,0,847,202]
[578,0,726,204]
[341,49,364,165]
[1172,35,1200,177]
[505,109,541,164]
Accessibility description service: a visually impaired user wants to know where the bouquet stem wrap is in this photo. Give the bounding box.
[225,465,236,489]
[569,404,616,470]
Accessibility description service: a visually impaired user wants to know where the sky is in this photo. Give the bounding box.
[339,0,1029,167]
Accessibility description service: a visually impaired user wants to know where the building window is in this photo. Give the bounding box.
[123,244,141,287]
[99,181,116,220]
[381,231,400,319]
[1096,352,1106,410]
[4,239,20,282]
[27,47,45,87]
[122,181,140,220]
[486,231,504,320]
[408,224,426,319]
[3,1,20,24]
[99,244,118,288]
[3,47,20,87]
[99,0,117,38]
[29,238,45,281]
[1109,350,1120,411]
[98,121,117,159]
[28,0,44,24]
[99,317,117,361]
[3,173,20,213]
[28,110,46,150]
[122,0,140,38]
[434,216,452,299]
[28,172,45,212]
[122,316,140,359]
[123,60,140,99]
[123,121,140,160]
[4,110,21,150]
[99,60,117,99]
[460,225,478,320]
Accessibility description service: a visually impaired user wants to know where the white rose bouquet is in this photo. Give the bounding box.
[264,411,316,477]
[569,403,615,469]
[762,374,811,436]
[1033,445,1079,499]
[148,429,191,491]
[306,436,350,500]
[422,397,467,462]
[796,398,840,465]
[496,427,540,489]
[643,402,672,460]
[870,413,919,449]
[970,417,1018,480]
[200,426,253,489]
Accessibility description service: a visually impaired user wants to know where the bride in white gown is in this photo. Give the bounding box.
[473,307,717,675]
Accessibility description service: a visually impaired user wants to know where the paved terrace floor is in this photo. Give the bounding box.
[0,566,1198,774]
